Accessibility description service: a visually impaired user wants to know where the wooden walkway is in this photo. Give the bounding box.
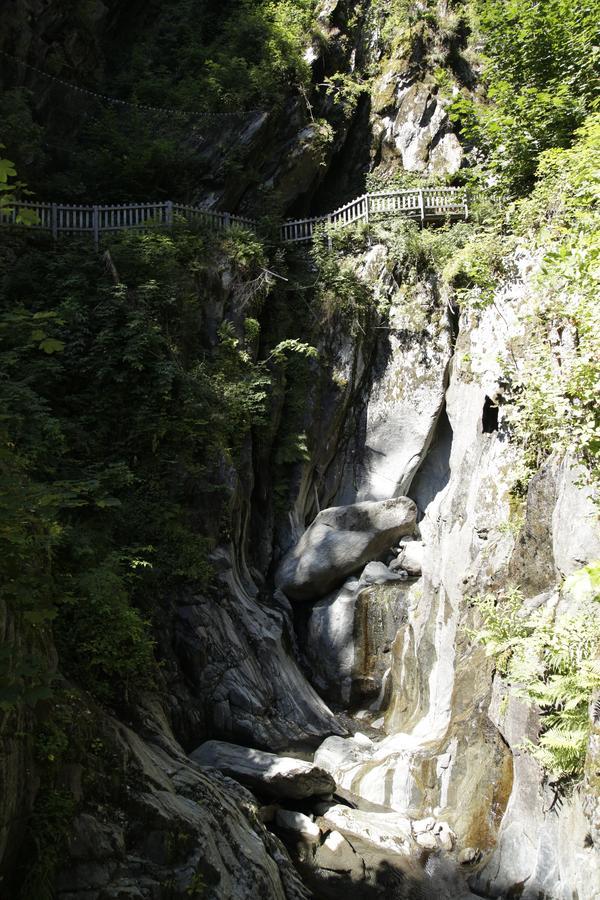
[1,187,467,246]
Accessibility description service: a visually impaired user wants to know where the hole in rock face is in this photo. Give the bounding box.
[482,396,499,433]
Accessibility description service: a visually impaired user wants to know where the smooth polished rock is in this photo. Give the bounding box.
[320,805,412,853]
[190,740,336,800]
[190,741,335,799]
[276,497,417,601]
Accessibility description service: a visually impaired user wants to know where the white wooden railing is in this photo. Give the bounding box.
[1,188,467,246]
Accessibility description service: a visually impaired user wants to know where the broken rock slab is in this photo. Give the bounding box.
[320,805,413,854]
[190,740,336,800]
[276,497,417,601]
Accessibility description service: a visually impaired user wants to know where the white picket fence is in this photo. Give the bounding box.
[1,187,467,246]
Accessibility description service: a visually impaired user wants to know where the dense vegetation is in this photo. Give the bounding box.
[456,0,599,195]
[473,565,600,780]
[0,0,319,200]
[0,224,282,710]
[0,0,599,891]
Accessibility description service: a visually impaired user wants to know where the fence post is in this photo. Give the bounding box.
[418,189,425,226]
[92,205,100,249]
[166,200,173,228]
[51,203,58,240]
[327,213,333,251]
[223,212,231,230]
[364,195,370,247]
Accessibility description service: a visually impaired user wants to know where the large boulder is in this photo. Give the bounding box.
[190,740,336,800]
[276,497,417,601]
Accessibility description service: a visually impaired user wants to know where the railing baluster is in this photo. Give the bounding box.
[1,188,466,244]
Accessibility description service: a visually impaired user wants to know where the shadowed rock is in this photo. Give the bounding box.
[190,740,336,800]
[276,497,417,601]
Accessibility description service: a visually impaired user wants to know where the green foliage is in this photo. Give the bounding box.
[0,225,286,707]
[368,0,466,64]
[17,789,76,900]
[311,226,377,331]
[322,72,371,116]
[502,115,600,486]
[442,225,514,307]
[57,557,156,702]
[470,586,530,674]
[186,872,207,897]
[0,145,38,224]
[2,1,320,200]
[453,0,600,194]
[119,0,316,112]
[0,648,53,713]
[472,570,600,781]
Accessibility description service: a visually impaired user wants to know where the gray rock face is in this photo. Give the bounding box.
[172,550,345,751]
[333,269,455,505]
[307,249,600,898]
[552,457,600,577]
[276,497,417,601]
[471,679,600,900]
[303,565,410,706]
[55,714,310,900]
[373,81,463,175]
[190,740,336,800]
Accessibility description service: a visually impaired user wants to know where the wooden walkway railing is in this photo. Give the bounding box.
[1,188,467,247]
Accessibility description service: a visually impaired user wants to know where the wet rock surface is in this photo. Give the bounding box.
[302,564,412,706]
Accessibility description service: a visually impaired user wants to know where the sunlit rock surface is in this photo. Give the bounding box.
[276,497,417,601]
[190,741,335,800]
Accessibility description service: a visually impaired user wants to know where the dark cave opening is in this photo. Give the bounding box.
[482,396,499,433]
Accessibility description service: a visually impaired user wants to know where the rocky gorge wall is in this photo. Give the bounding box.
[294,246,600,898]
[1,1,599,898]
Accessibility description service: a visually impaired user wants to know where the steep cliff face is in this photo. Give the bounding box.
[1,2,598,899]
[300,248,600,897]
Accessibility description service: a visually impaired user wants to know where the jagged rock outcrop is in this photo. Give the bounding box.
[190,741,336,800]
[372,78,463,176]
[276,497,417,601]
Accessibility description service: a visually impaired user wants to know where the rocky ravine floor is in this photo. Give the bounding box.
[189,739,480,900]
